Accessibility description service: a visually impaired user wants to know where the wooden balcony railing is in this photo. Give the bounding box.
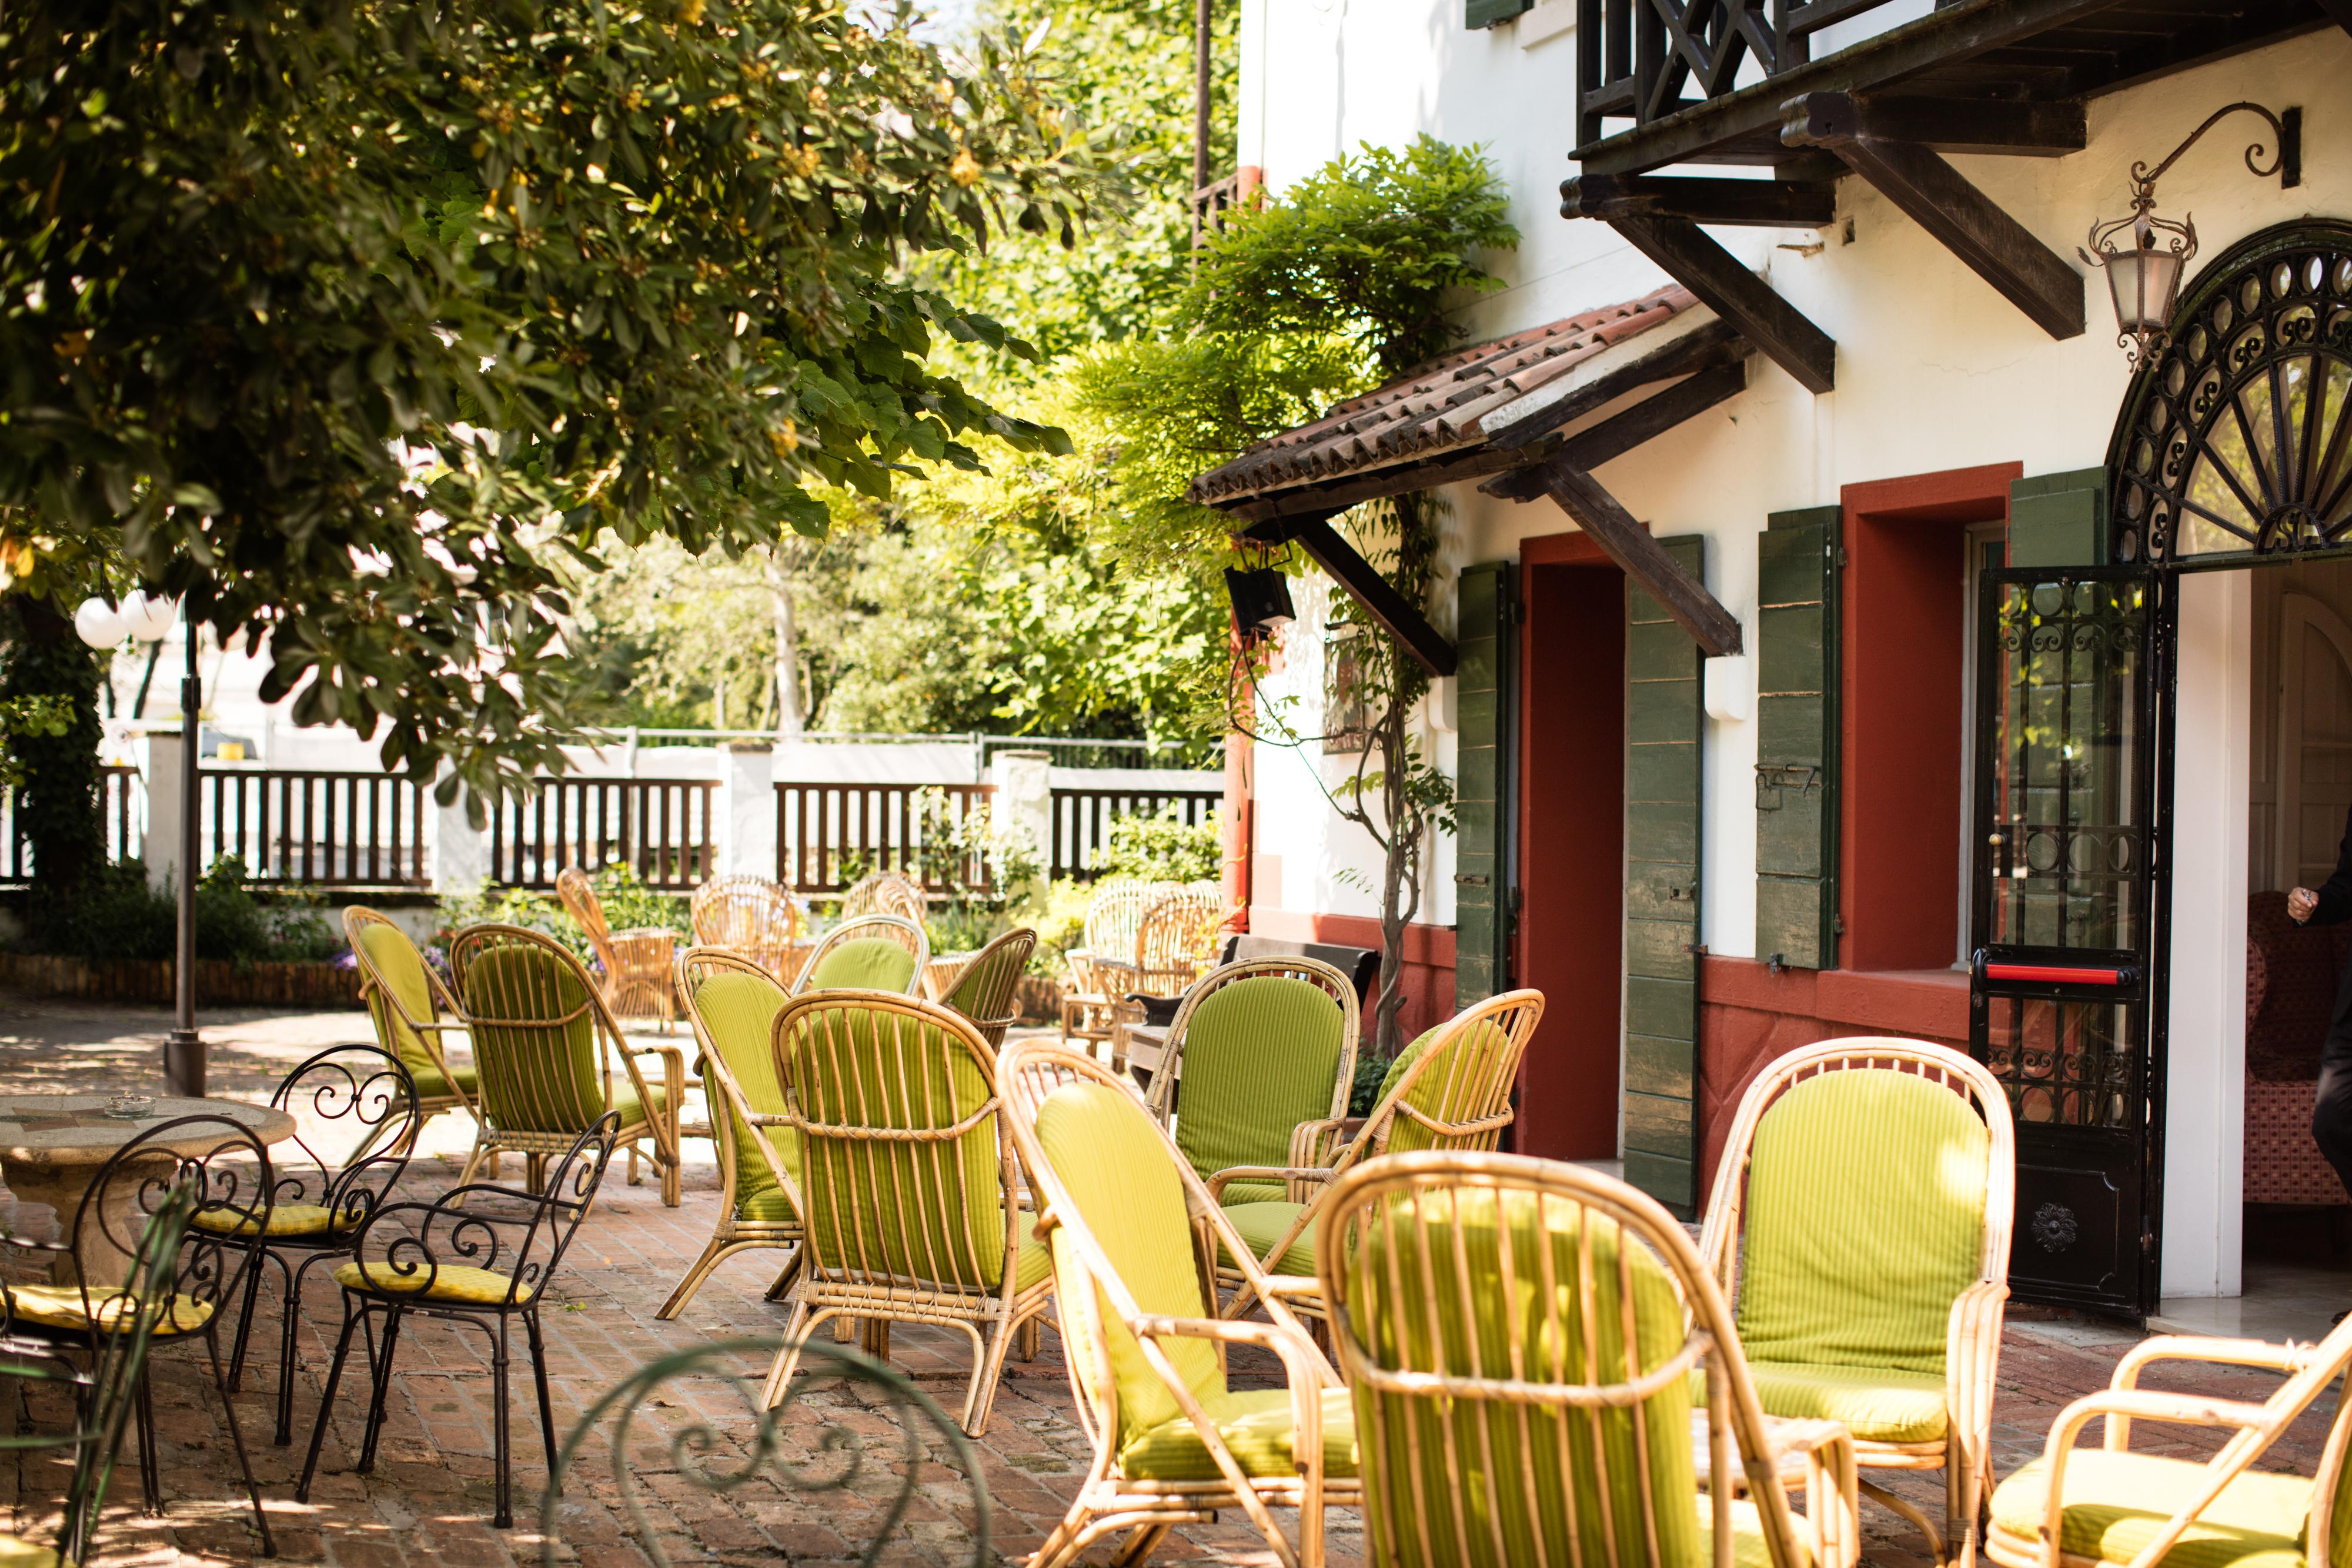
[491,777,716,891]
[774,781,995,897]
[1048,787,1224,882]
[1576,0,1908,152]
[199,767,432,887]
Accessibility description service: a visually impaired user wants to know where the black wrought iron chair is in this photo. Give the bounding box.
[540,1335,990,1568]
[296,1112,620,1529]
[0,1181,195,1568]
[215,1044,420,1447]
[1,1115,278,1553]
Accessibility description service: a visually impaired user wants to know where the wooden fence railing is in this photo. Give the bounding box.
[490,777,716,891]
[199,767,432,887]
[0,765,145,884]
[1048,787,1224,882]
[774,781,995,898]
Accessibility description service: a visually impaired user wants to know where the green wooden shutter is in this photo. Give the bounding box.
[1465,0,1532,26]
[1454,561,1515,1008]
[2009,468,2109,569]
[1755,506,1841,970]
[1623,536,1705,1216]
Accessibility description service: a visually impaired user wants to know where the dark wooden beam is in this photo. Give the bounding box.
[1611,216,1835,394]
[1576,0,2121,177]
[1532,463,1744,657]
[1784,91,2082,340]
[1217,319,1749,521]
[2323,0,2352,36]
[1481,360,1750,503]
[1242,514,1458,677]
[1561,173,1837,228]
[1781,93,2084,156]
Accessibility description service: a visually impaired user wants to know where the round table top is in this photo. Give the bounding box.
[0,1095,297,1169]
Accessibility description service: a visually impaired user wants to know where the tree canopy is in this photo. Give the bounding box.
[0,0,1109,803]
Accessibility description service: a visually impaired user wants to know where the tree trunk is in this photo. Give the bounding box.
[2,599,106,899]
[1372,696,1415,1057]
[766,551,804,740]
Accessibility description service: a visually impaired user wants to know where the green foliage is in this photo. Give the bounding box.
[1348,1052,1394,1118]
[437,864,687,959]
[0,600,106,895]
[1181,136,1519,375]
[1099,805,1219,884]
[0,0,1112,805]
[1027,875,1094,975]
[39,857,339,968]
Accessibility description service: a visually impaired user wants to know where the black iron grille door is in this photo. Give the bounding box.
[1970,567,2167,1319]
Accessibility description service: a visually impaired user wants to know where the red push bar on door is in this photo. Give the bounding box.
[1983,962,2127,985]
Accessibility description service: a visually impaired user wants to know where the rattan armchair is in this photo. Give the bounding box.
[934,927,1038,1049]
[658,948,804,1320]
[557,867,678,1030]
[1205,988,1546,1324]
[1700,1037,2016,1568]
[999,1037,1360,1568]
[1114,884,1224,1002]
[789,912,929,995]
[1142,957,1358,1203]
[346,906,483,1145]
[1055,878,1180,1050]
[1983,1314,2352,1568]
[449,922,687,1206]
[840,870,927,924]
[690,874,810,984]
[761,991,1053,1436]
[1318,1150,1860,1568]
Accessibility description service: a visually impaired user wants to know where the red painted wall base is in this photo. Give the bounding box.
[1695,957,1970,1203]
[1245,907,1456,1049]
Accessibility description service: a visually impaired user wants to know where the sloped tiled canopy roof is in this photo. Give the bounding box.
[1190,285,1726,515]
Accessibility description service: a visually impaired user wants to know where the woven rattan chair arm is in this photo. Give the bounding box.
[2111,1334,2324,1388]
[2034,1388,2286,1568]
[629,1041,689,1064]
[1286,1118,1351,1170]
[1256,1273,1322,1300]
[1205,1164,1331,1203]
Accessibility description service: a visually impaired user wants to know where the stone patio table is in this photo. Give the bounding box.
[0,1094,296,1285]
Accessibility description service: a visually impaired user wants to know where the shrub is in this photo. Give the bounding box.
[1026,876,1094,976]
[35,856,339,968]
[1100,805,1220,884]
[435,864,688,963]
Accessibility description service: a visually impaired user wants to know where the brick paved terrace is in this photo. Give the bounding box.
[0,996,2337,1568]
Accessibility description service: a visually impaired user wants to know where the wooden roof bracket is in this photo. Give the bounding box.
[1783,91,2084,340]
[1608,215,1836,394]
[1523,457,1745,657]
[1240,513,1459,678]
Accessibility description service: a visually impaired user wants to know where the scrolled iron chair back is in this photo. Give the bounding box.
[266,1044,421,1228]
[350,1113,621,1309]
[74,1116,274,1333]
[0,1183,195,1567]
[542,1336,990,1568]
[691,874,807,973]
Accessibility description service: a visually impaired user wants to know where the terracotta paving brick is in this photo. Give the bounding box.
[0,997,2337,1566]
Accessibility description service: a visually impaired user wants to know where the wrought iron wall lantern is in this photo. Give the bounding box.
[2082,102,2301,367]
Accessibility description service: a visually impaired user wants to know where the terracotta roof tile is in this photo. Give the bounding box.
[1188,285,1700,507]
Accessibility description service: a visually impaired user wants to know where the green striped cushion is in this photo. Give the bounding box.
[1991,1450,2311,1568]
[1033,1080,1222,1449]
[1345,1184,1705,1568]
[357,922,454,1093]
[1120,1387,1359,1482]
[462,944,609,1134]
[1176,977,1345,1193]
[693,971,800,1221]
[1218,1199,1314,1278]
[784,1002,1013,1289]
[943,941,1023,1027]
[1735,1069,1988,1378]
[806,937,917,993]
[1384,1021,1507,1155]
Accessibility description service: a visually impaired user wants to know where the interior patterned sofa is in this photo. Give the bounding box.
[2246,890,2351,1208]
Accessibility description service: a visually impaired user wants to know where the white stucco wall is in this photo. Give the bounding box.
[1241,4,2351,1292]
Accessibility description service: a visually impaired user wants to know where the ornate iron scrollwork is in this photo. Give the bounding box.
[2030,1202,2081,1254]
[543,1337,991,1568]
[2110,222,2352,565]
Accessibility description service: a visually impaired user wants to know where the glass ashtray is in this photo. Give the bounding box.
[104,1096,155,1121]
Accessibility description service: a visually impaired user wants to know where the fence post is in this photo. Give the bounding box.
[988,749,1052,881]
[432,771,493,892]
[719,741,776,878]
[143,735,183,896]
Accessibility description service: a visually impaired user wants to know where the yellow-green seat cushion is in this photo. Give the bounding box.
[1693,1495,1785,1568]
[692,971,801,1223]
[1120,1386,1358,1482]
[412,1062,480,1103]
[805,937,917,993]
[1736,1069,1989,1380]
[463,944,614,1133]
[736,1186,800,1223]
[1991,1452,2313,1568]
[0,1530,65,1568]
[6,1285,213,1336]
[333,1260,519,1305]
[1219,1200,1315,1278]
[190,1203,354,1239]
[609,1082,670,1132]
[1170,977,1347,1195]
[355,921,472,1102]
[1740,1360,1950,1444]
